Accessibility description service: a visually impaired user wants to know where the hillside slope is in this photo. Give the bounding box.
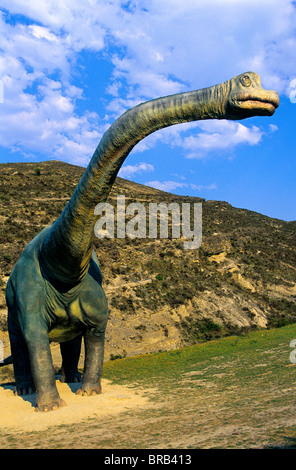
[0,160,295,360]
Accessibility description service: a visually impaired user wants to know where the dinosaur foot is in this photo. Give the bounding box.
[75,382,102,396]
[14,384,36,396]
[35,397,67,412]
[60,369,82,384]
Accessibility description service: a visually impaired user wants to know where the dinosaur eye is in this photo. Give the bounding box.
[241,75,251,87]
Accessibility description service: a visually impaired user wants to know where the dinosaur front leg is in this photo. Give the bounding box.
[8,313,35,395]
[76,329,105,396]
[25,330,66,412]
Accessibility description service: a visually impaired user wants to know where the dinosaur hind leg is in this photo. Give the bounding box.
[60,335,82,383]
[8,313,36,395]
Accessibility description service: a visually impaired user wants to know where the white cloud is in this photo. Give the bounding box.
[0,0,108,52]
[190,183,217,191]
[0,7,106,164]
[269,124,279,133]
[145,180,217,193]
[110,55,185,102]
[105,0,296,98]
[29,24,58,42]
[129,120,266,160]
[0,67,104,164]
[181,121,264,159]
[118,162,154,178]
[145,180,188,192]
[0,0,295,166]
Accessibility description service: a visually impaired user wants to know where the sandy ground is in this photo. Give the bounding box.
[0,378,149,433]
[0,330,150,436]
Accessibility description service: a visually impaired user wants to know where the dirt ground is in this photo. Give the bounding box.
[0,328,150,435]
[1,326,296,449]
[0,378,150,434]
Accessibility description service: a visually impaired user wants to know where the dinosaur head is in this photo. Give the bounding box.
[225,71,279,120]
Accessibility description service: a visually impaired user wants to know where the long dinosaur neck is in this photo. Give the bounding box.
[40,80,229,285]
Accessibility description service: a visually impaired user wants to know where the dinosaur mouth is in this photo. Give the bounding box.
[235,94,279,116]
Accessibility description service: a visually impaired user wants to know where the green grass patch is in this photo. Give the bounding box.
[103,323,296,388]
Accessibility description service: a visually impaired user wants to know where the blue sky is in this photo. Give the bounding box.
[0,0,295,221]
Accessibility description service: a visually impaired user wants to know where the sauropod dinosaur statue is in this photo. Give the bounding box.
[1,72,279,412]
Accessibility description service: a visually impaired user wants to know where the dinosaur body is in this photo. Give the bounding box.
[2,72,279,411]
[6,226,107,409]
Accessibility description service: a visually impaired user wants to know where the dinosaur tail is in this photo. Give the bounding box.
[0,355,13,367]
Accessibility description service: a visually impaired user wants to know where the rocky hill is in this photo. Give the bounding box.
[0,160,295,361]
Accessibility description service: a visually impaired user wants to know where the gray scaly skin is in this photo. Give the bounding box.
[2,72,279,411]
